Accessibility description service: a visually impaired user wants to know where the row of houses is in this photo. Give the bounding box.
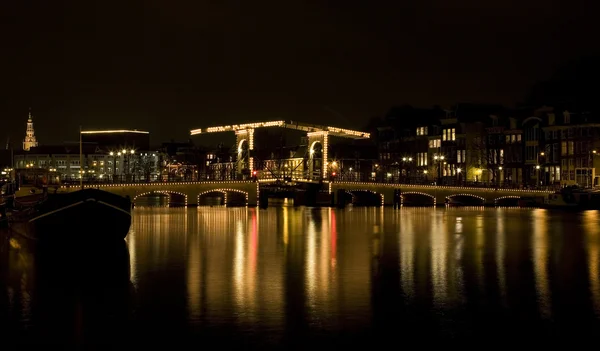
[375,103,600,187]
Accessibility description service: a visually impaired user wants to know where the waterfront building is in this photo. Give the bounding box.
[14,128,160,182]
[375,103,600,187]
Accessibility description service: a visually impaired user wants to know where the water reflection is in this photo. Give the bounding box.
[3,207,600,346]
[0,232,133,347]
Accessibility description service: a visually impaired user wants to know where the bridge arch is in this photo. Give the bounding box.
[401,191,436,206]
[445,193,485,206]
[347,189,384,206]
[133,190,188,206]
[197,188,249,207]
[495,195,521,206]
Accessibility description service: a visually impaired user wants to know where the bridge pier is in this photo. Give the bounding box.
[393,189,401,209]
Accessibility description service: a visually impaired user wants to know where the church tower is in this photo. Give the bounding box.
[23,108,38,151]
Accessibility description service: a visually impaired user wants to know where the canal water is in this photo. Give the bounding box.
[2,207,600,347]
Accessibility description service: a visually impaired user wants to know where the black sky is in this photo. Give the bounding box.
[1,0,597,146]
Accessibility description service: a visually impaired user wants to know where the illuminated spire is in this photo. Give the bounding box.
[23,107,38,151]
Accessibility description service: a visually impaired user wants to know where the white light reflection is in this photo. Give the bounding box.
[496,210,507,307]
[306,216,317,304]
[431,212,448,305]
[475,215,485,290]
[186,227,202,320]
[126,228,138,287]
[584,211,600,316]
[399,210,414,299]
[532,209,551,319]
[234,220,245,307]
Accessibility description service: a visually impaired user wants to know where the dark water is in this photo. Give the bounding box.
[2,207,600,347]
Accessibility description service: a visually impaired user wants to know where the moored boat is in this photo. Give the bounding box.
[540,186,600,210]
[8,188,132,243]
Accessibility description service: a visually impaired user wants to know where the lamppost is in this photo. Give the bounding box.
[535,165,541,188]
[457,167,462,186]
[433,155,444,184]
[537,151,545,186]
[402,157,413,182]
[498,166,503,187]
[589,150,597,188]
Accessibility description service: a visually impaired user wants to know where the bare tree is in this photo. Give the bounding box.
[469,132,504,186]
[132,155,156,182]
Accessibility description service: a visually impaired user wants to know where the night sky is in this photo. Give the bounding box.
[1,1,597,147]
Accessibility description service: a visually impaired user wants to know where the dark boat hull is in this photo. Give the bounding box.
[9,189,131,244]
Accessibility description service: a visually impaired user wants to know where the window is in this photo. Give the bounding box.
[517,134,521,142]
[561,141,567,156]
[429,139,441,148]
[568,141,574,155]
[416,127,428,136]
[443,128,456,141]
[417,152,427,166]
[506,135,511,143]
[457,150,466,163]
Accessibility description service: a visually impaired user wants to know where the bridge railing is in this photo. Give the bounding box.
[59,173,256,185]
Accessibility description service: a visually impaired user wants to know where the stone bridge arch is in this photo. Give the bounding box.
[133,190,188,206]
[346,189,384,206]
[445,193,486,206]
[401,191,436,206]
[197,188,249,206]
[494,195,521,206]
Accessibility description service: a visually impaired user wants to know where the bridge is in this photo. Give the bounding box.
[61,180,260,206]
[56,179,554,207]
[329,181,553,206]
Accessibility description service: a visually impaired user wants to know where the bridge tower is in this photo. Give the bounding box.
[190,121,369,181]
[307,131,329,180]
[235,128,255,177]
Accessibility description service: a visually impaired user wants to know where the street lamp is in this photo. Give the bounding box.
[498,166,503,186]
[589,150,598,188]
[433,155,444,184]
[537,152,545,186]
